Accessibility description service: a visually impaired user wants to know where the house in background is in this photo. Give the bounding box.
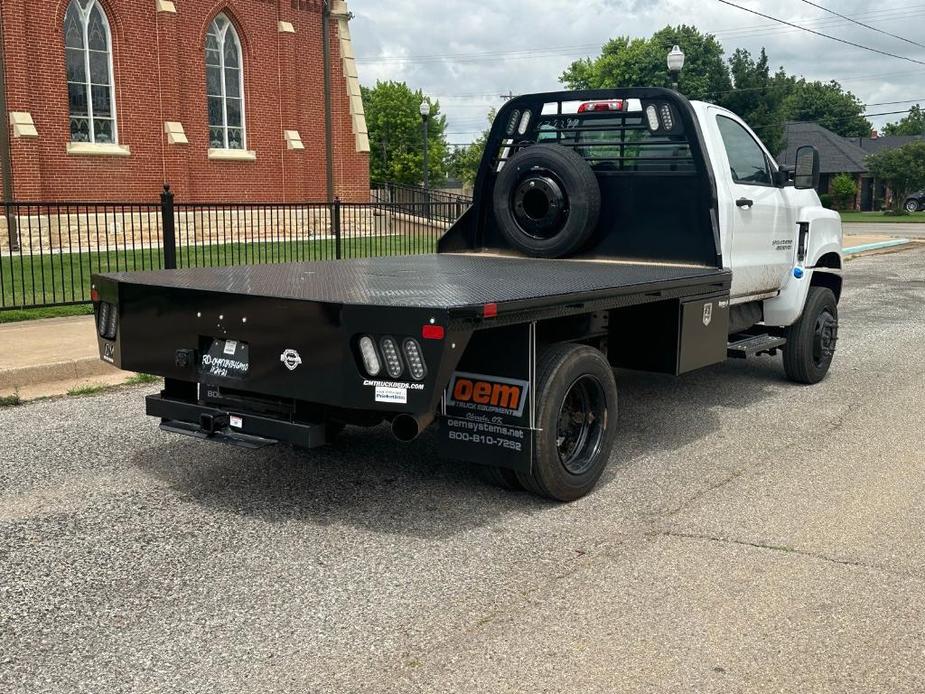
[0,0,370,203]
[777,122,924,211]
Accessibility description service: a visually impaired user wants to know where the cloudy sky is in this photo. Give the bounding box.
[348,0,925,145]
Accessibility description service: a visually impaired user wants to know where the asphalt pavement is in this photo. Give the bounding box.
[2,247,925,693]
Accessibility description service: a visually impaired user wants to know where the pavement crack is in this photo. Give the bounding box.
[659,530,925,581]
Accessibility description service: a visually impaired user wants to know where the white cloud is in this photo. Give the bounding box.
[349,0,925,143]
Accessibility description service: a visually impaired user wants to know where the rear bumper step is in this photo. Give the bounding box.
[146,394,329,449]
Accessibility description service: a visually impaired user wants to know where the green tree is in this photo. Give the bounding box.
[784,80,871,138]
[447,109,495,187]
[560,25,732,101]
[882,105,925,136]
[361,81,449,185]
[720,49,795,155]
[866,141,925,214]
[829,173,858,211]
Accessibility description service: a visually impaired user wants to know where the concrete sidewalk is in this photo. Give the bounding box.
[0,315,127,400]
[0,234,918,401]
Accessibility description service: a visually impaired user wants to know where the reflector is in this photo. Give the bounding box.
[422,324,445,340]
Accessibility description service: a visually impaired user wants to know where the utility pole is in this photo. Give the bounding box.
[499,90,515,101]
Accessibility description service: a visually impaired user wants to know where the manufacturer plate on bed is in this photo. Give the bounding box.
[200,338,250,380]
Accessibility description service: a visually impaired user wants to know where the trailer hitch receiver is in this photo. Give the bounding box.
[200,412,229,435]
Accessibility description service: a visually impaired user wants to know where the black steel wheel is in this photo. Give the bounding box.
[783,286,839,384]
[492,144,600,258]
[516,343,618,501]
[555,375,607,476]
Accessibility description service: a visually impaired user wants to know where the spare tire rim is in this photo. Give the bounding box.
[813,310,838,367]
[556,375,607,476]
[511,170,569,240]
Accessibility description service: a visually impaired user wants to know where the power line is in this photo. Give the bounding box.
[355,4,925,66]
[864,107,923,118]
[715,0,925,66]
[798,0,925,50]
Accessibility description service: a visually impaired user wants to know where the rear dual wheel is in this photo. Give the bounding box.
[512,343,618,502]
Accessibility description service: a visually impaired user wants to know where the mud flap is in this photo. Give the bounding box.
[438,323,535,472]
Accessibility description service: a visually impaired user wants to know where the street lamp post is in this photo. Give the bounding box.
[667,45,686,92]
[419,100,431,218]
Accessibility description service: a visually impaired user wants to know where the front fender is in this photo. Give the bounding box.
[763,208,843,327]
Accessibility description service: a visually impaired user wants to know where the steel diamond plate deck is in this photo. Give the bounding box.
[101,254,729,309]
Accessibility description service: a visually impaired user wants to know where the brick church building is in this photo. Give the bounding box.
[0,0,370,202]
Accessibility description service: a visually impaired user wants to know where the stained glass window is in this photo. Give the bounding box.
[65,0,116,144]
[205,14,245,150]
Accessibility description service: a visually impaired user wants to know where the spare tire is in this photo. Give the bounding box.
[493,143,601,258]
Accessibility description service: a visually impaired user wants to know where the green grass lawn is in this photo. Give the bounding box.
[839,211,925,223]
[1,234,438,319]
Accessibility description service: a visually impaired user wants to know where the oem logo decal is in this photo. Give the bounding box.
[702,303,714,327]
[447,372,529,418]
[102,342,115,364]
[280,349,302,371]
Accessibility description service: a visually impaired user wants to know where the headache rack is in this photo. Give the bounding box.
[490,94,697,175]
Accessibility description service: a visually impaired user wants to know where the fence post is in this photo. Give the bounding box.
[333,195,342,260]
[161,183,177,270]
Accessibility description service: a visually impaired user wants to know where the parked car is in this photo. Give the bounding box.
[904,191,924,213]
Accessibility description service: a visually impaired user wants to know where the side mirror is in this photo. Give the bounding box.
[773,166,794,187]
[794,145,820,190]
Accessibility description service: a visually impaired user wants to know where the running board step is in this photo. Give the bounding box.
[727,334,787,359]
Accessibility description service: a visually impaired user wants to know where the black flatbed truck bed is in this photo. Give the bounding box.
[94,251,730,452]
[102,253,729,315]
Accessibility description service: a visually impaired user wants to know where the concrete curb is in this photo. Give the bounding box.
[843,238,912,256]
[0,357,120,391]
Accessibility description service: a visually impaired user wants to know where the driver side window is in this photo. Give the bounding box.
[716,116,772,185]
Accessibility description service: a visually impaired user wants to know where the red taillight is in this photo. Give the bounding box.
[90,288,100,303]
[578,100,624,113]
[422,324,445,340]
[483,303,498,318]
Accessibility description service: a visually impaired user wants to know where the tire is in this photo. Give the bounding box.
[904,199,920,213]
[493,144,601,258]
[782,287,839,385]
[516,343,618,501]
[481,466,525,492]
[326,421,346,442]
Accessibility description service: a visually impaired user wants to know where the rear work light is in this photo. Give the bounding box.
[359,336,381,376]
[645,105,660,132]
[96,301,118,340]
[578,100,625,113]
[380,337,404,378]
[659,103,675,131]
[403,339,427,381]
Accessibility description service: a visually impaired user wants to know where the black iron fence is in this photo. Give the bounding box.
[1,186,468,310]
[371,182,472,222]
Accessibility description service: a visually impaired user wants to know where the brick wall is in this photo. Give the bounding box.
[0,0,369,202]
